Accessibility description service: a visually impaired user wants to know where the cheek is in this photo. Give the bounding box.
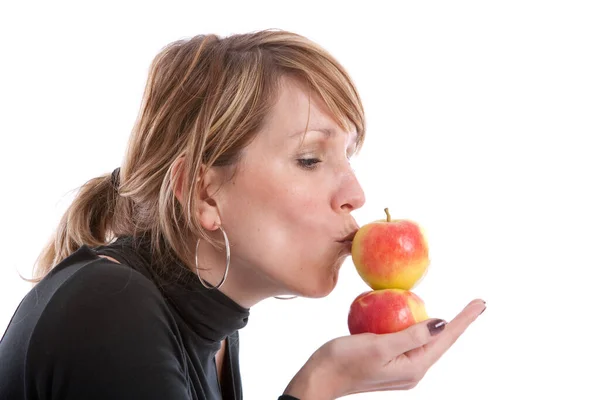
[230,165,324,232]
[258,186,323,254]
[219,170,306,241]
[218,159,340,285]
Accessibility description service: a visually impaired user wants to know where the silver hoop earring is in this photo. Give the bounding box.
[274,295,298,300]
[195,225,230,290]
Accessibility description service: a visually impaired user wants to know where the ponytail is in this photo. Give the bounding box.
[30,170,121,283]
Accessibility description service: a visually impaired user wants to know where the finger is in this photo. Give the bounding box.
[422,298,486,365]
[377,317,449,355]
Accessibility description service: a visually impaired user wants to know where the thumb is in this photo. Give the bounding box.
[378,318,447,354]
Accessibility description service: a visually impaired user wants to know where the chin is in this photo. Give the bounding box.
[298,257,344,299]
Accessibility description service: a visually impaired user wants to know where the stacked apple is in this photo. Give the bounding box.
[348,208,431,335]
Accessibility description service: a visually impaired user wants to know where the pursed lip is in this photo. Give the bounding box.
[337,228,358,243]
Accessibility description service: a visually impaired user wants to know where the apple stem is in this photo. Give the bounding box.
[384,208,391,222]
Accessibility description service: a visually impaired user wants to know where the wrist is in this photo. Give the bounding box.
[283,354,340,400]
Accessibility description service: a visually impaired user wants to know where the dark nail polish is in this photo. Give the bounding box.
[427,319,446,336]
[479,307,486,316]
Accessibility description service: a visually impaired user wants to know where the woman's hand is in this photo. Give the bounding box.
[284,299,486,400]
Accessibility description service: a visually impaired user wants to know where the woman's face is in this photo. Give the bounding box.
[214,77,365,298]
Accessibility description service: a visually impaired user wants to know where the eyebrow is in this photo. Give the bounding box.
[290,127,358,145]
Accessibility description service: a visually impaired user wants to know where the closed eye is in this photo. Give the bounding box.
[297,158,322,170]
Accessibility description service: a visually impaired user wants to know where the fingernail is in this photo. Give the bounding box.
[479,306,486,316]
[427,319,446,336]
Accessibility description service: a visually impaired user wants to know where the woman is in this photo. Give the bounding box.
[0,30,485,399]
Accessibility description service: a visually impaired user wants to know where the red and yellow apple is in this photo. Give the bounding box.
[348,289,428,335]
[351,208,430,291]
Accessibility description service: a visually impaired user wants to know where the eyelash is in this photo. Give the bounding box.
[296,151,354,171]
[297,158,322,170]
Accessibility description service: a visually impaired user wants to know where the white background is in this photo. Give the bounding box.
[1,1,599,398]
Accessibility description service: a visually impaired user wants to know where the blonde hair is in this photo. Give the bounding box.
[32,29,366,282]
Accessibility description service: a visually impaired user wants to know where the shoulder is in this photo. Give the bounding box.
[40,248,168,316]
[29,247,179,352]
[21,247,191,398]
[52,250,162,302]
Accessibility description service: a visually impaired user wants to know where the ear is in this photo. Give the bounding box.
[171,156,222,231]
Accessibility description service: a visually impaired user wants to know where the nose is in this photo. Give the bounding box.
[332,168,366,213]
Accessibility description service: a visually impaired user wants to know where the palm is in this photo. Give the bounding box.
[316,299,485,397]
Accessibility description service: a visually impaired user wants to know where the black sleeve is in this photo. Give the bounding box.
[26,261,192,400]
[278,396,301,400]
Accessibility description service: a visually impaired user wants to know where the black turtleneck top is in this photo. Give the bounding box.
[0,237,301,400]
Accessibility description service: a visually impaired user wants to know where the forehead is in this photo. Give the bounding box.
[263,77,357,144]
